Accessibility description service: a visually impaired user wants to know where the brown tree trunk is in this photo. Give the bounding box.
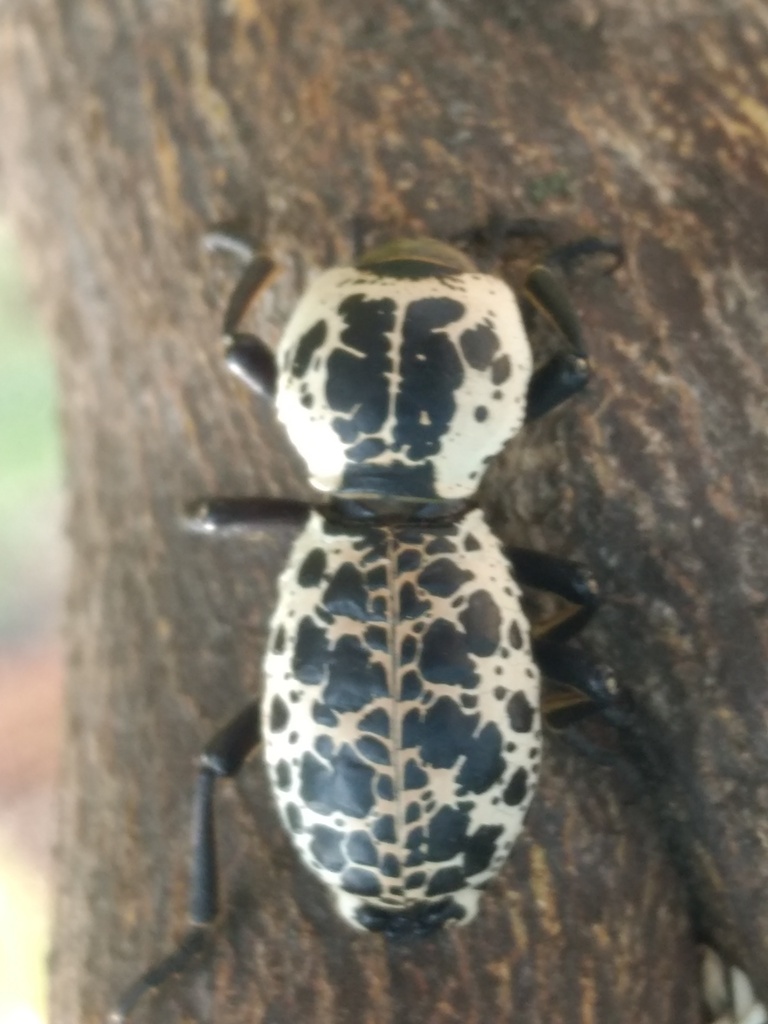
[1,2,767,1022]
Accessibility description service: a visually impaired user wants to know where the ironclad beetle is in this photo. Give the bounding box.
[111,230,622,1021]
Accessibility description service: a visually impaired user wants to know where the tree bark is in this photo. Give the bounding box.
[2,1,767,1022]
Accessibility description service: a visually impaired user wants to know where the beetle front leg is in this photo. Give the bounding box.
[110,702,261,1024]
[205,231,280,400]
[523,237,622,422]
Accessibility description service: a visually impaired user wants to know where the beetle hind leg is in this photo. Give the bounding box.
[507,547,599,644]
[536,641,619,730]
[505,547,625,730]
[110,702,261,1023]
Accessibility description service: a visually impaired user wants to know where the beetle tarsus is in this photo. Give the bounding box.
[541,236,624,277]
[110,926,210,1024]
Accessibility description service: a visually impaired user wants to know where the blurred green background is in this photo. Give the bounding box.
[0,220,63,1024]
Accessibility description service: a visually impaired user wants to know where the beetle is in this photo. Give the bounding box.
[111,229,621,1022]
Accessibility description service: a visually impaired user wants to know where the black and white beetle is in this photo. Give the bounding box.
[112,230,621,1021]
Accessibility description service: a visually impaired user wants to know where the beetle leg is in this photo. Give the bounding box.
[506,547,599,643]
[505,547,623,729]
[523,237,622,422]
[205,232,280,400]
[184,496,313,535]
[536,642,619,730]
[542,237,624,278]
[523,266,590,421]
[449,214,558,271]
[110,702,261,1024]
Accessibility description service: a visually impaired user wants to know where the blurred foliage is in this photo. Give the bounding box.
[0,221,61,1024]
[0,223,61,644]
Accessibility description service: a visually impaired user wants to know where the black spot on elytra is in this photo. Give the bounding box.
[394,297,465,461]
[381,854,400,877]
[324,635,389,712]
[347,830,378,866]
[404,759,429,789]
[299,743,375,818]
[397,548,422,572]
[373,815,396,843]
[359,707,390,737]
[426,536,457,555]
[405,802,420,824]
[406,825,425,851]
[464,825,504,876]
[406,871,427,889]
[365,564,387,590]
[420,619,477,686]
[459,590,502,657]
[491,354,511,385]
[275,760,291,791]
[418,558,473,597]
[364,624,388,651]
[314,734,334,759]
[324,562,369,620]
[292,617,329,685]
[377,775,394,800]
[400,634,417,663]
[341,866,382,896]
[310,824,346,872]
[400,581,431,619]
[269,695,290,732]
[426,804,470,861]
[503,767,529,806]
[285,803,302,833]
[398,527,423,546]
[357,735,390,765]
[298,548,326,588]
[460,322,500,371]
[455,723,505,794]
[346,437,387,462]
[291,320,327,378]
[507,691,535,732]
[463,533,480,552]
[404,697,480,769]
[426,866,465,896]
[326,295,396,443]
[312,702,338,727]
[401,670,423,700]
[508,620,523,650]
[272,625,286,654]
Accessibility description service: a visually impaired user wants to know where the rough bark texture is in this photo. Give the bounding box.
[1,1,767,1022]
